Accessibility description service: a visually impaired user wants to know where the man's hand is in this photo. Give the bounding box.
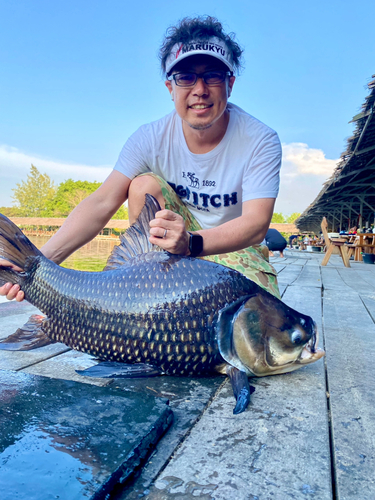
[0,259,24,302]
[149,210,190,255]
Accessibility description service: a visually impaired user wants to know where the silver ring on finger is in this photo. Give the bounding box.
[163,229,167,238]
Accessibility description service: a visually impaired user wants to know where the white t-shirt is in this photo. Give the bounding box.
[114,103,281,229]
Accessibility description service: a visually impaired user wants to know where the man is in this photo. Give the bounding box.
[0,16,282,301]
[288,234,299,248]
[264,228,287,258]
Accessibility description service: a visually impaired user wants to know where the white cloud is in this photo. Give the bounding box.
[275,142,338,215]
[282,142,338,177]
[0,145,112,206]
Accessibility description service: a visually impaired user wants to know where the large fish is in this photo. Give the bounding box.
[0,196,324,413]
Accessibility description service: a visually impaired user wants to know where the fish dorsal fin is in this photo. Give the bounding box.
[104,194,163,271]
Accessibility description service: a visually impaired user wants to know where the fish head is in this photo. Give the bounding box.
[217,291,325,377]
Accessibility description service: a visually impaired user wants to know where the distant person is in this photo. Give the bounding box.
[288,234,299,248]
[264,228,287,258]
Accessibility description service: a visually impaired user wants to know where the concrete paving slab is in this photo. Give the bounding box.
[0,342,71,371]
[337,268,375,294]
[276,264,304,285]
[0,299,39,317]
[321,267,347,290]
[0,370,173,500]
[359,294,375,322]
[22,349,112,387]
[278,283,288,297]
[114,376,224,499]
[271,263,287,273]
[323,289,375,499]
[151,366,331,500]
[292,263,322,288]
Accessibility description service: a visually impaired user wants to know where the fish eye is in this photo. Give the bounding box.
[291,330,304,344]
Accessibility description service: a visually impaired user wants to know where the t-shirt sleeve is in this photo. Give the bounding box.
[113,125,152,179]
[242,130,282,202]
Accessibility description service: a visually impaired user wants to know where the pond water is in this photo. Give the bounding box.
[29,236,119,272]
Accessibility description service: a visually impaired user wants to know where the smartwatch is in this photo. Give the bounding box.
[188,232,203,257]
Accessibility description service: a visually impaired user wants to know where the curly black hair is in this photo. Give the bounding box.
[159,16,244,77]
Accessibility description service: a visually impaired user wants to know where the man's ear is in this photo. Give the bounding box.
[228,75,235,98]
[165,79,173,100]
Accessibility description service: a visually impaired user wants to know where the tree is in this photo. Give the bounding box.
[47,179,102,216]
[12,165,57,216]
[0,206,23,217]
[113,204,128,220]
[47,178,128,219]
[271,212,285,223]
[286,212,301,223]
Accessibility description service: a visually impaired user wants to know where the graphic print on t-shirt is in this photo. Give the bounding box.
[169,170,238,213]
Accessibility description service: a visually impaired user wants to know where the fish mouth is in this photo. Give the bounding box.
[299,326,325,364]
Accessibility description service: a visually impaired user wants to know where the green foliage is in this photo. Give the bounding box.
[271,212,285,223]
[45,178,128,219]
[46,179,102,216]
[12,165,57,216]
[112,204,128,220]
[0,206,23,217]
[285,212,301,223]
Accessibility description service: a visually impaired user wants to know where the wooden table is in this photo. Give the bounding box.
[354,233,375,261]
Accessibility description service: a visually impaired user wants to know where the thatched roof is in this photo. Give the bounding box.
[296,75,375,233]
[10,217,130,230]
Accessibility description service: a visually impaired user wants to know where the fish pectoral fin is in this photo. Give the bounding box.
[226,365,255,415]
[76,361,162,378]
[0,314,54,351]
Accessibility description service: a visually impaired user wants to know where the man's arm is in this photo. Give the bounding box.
[0,170,131,300]
[149,198,275,256]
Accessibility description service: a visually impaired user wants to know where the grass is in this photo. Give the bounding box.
[60,257,108,272]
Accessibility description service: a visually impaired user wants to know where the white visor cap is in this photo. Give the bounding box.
[165,37,234,75]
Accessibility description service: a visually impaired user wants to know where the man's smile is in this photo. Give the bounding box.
[189,103,214,109]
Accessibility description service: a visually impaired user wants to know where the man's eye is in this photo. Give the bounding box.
[206,72,222,78]
[178,74,194,82]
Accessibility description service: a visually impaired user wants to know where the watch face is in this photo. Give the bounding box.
[189,233,203,257]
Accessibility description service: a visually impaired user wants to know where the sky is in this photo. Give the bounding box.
[0,0,374,216]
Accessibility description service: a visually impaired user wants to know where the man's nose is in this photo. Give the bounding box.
[192,76,209,95]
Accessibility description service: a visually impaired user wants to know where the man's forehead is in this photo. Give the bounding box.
[172,54,229,73]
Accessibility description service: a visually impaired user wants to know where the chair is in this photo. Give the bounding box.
[320,217,350,268]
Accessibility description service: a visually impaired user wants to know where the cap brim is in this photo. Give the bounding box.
[167,51,233,74]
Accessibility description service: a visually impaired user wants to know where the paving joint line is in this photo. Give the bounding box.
[15,346,72,372]
[321,278,338,500]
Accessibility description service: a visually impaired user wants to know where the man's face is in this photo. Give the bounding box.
[165,55,235,132]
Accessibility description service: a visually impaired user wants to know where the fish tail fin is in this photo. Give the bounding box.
[104,194,163,270]
[0,213,42,268]
[0,213,42,287]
